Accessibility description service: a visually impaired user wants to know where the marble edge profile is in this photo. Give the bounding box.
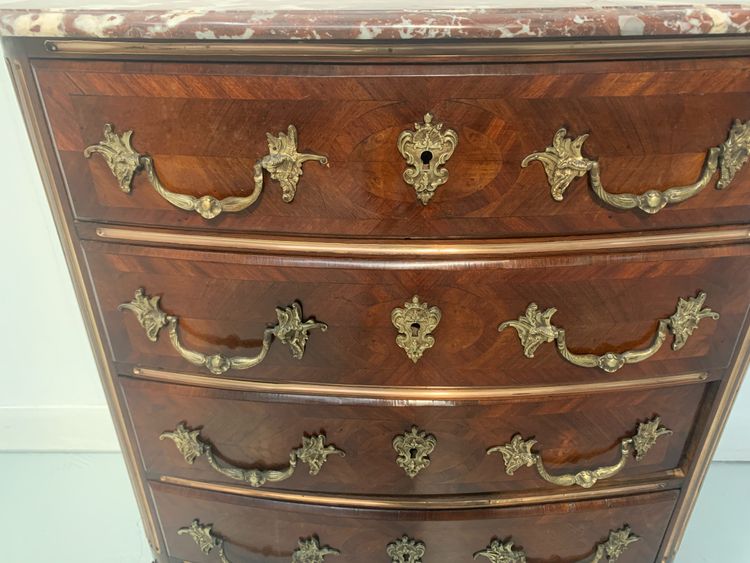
[1,5,750,41]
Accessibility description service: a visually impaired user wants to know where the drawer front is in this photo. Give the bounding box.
[123,376,704,497]
[152,481,678,562]
[37,57,750,239]
[86,241,750,387]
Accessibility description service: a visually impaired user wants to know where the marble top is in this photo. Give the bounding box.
[1,1,750,40]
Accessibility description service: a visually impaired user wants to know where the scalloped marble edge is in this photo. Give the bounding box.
[2,4,750,40]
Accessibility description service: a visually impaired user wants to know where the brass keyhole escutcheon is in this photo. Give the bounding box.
[391,296,441,363]
[393,426,437,478]
[398,113,458,205]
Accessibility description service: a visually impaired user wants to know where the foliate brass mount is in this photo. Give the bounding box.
[391,295,442,363]
[473,525,639,563]
[387,535,426,563]
[178,520,231,563]
[84,123,328,219]
[487,417,672,489]
[473,539,527,563]
[160,423,344,487]
[119,288,327,375]
[522,119,750,214]
[393,426,437,478]
[498,291,719,373]
[292,536,340,562]
[398,113,458,204]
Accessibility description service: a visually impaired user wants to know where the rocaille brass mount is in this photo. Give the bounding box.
[487,417,672,489]
[84,123,328,219]
[498,291,719,373]
[523,119,750,214]
[160,423,345,487]
[387,535,427,563]
[178,520,339,563]
[119,288,326,375]
[392,426,437,478]
[474,525,640,563]
[398,113,458,204]
[391,295,442,363]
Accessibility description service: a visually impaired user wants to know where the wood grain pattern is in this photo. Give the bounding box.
[35,57,750,239]
[84,240,750,388]
[152,481,678,563]
[122,376,704,497]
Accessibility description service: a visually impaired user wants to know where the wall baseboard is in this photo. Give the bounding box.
[0,406,119,452]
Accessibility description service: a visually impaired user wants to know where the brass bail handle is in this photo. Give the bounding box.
[523,119,750,214]
[119,288,327,375]
[85,123,328,219]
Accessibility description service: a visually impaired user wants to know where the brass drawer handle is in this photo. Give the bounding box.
[178,520,231,563]
[523,119,749,214]
[487,417,672,489]
[161,423,344,487]
[178,520,339,563]
[85,123,328,219]
[498,291,718,373]
[475,525,639,562]
[119,288,327,375]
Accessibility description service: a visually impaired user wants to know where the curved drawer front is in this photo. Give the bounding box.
[85,241,750,387]
[37,57,750,239]
[152,481,678,563]
[122,376,704,497]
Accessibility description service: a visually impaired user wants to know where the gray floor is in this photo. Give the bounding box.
[0,454,746,562]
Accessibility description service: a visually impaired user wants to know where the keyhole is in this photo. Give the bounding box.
[410,322,421,336]
[409,447,418,459]
[420,150,433,165]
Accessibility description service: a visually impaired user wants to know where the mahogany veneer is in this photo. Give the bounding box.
[153,482,679,563]
[4,27,750,563]
[35,57,750,240]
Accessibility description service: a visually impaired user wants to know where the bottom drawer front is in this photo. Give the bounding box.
[153,482,678,562]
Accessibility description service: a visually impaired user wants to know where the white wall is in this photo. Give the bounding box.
[0,55,747,459]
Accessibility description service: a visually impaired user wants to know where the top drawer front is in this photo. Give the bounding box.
[36,57,750,239]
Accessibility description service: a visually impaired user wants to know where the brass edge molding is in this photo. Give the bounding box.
[5,57,162,552]
[94,226,750,257]
[41,37,750,61]
[658,320,750,561]
[131,366,708,402]
[158,473,680,510]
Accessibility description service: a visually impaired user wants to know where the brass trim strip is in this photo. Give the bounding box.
[43,37,750,61]
[5,57,161,551]
[132,366,708,402]
[158,473,682,510]
[96,227,750,257]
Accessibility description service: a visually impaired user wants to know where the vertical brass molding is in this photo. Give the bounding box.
[4,51,161,554]
[658,318,750,562]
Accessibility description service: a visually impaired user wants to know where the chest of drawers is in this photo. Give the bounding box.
[3,3,750,562]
